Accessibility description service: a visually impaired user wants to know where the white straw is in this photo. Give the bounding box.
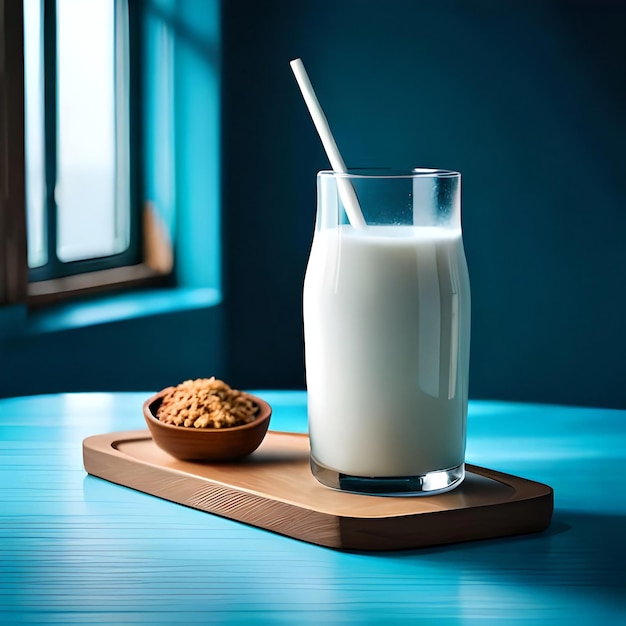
[290,58,366,229]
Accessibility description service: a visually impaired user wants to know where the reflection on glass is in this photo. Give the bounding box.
[56,0,129,262]
[24,0,46,269]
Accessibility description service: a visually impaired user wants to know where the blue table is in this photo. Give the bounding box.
[1,392,624,624]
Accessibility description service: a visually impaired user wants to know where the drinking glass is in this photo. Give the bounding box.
[303,169,471,495]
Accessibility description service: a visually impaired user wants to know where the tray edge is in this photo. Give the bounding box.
[83,430,554,551]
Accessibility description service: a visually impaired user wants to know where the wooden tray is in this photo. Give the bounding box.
[83,430,553,551]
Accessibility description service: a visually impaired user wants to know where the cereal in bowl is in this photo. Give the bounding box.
[156,377,258,429]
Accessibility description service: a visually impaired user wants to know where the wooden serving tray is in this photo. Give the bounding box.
[83,430,553,551]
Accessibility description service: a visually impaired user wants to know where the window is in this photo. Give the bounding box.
[25,0,133,274]
[1,0,173,308]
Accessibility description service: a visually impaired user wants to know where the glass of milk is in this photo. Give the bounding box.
[303,169,471,495]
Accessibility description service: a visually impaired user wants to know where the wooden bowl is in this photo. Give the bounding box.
[143,388,272,462]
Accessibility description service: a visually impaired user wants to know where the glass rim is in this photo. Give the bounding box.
[318,167,460,179]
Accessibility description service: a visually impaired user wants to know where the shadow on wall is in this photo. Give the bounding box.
[222,0,626,408]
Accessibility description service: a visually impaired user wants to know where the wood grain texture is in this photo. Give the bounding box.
[83,430,553,551]
[1,392,625,624]
[0,0,28,305]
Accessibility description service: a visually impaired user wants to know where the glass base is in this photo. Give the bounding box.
[310,456,465,496]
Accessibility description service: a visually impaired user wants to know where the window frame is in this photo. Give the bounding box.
[0,0,29,306]
[1,0,172,309]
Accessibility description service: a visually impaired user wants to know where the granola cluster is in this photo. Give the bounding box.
[156,377,258,429]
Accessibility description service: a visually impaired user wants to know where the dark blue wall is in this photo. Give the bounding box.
[2,0,624,408]
[0,299,223,397]
[222,0,626,407]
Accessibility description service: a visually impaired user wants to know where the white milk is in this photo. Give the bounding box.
[303,225,471,477]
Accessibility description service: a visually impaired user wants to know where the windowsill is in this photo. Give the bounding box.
[23,286,221,335]
[27,262,171,308]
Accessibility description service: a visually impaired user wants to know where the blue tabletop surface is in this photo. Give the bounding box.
[0,392,624,624]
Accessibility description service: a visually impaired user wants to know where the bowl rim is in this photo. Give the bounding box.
[143,387,272,433]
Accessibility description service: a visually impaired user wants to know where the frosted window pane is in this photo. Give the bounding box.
[56,0,129,262]
[24,0,46,269]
